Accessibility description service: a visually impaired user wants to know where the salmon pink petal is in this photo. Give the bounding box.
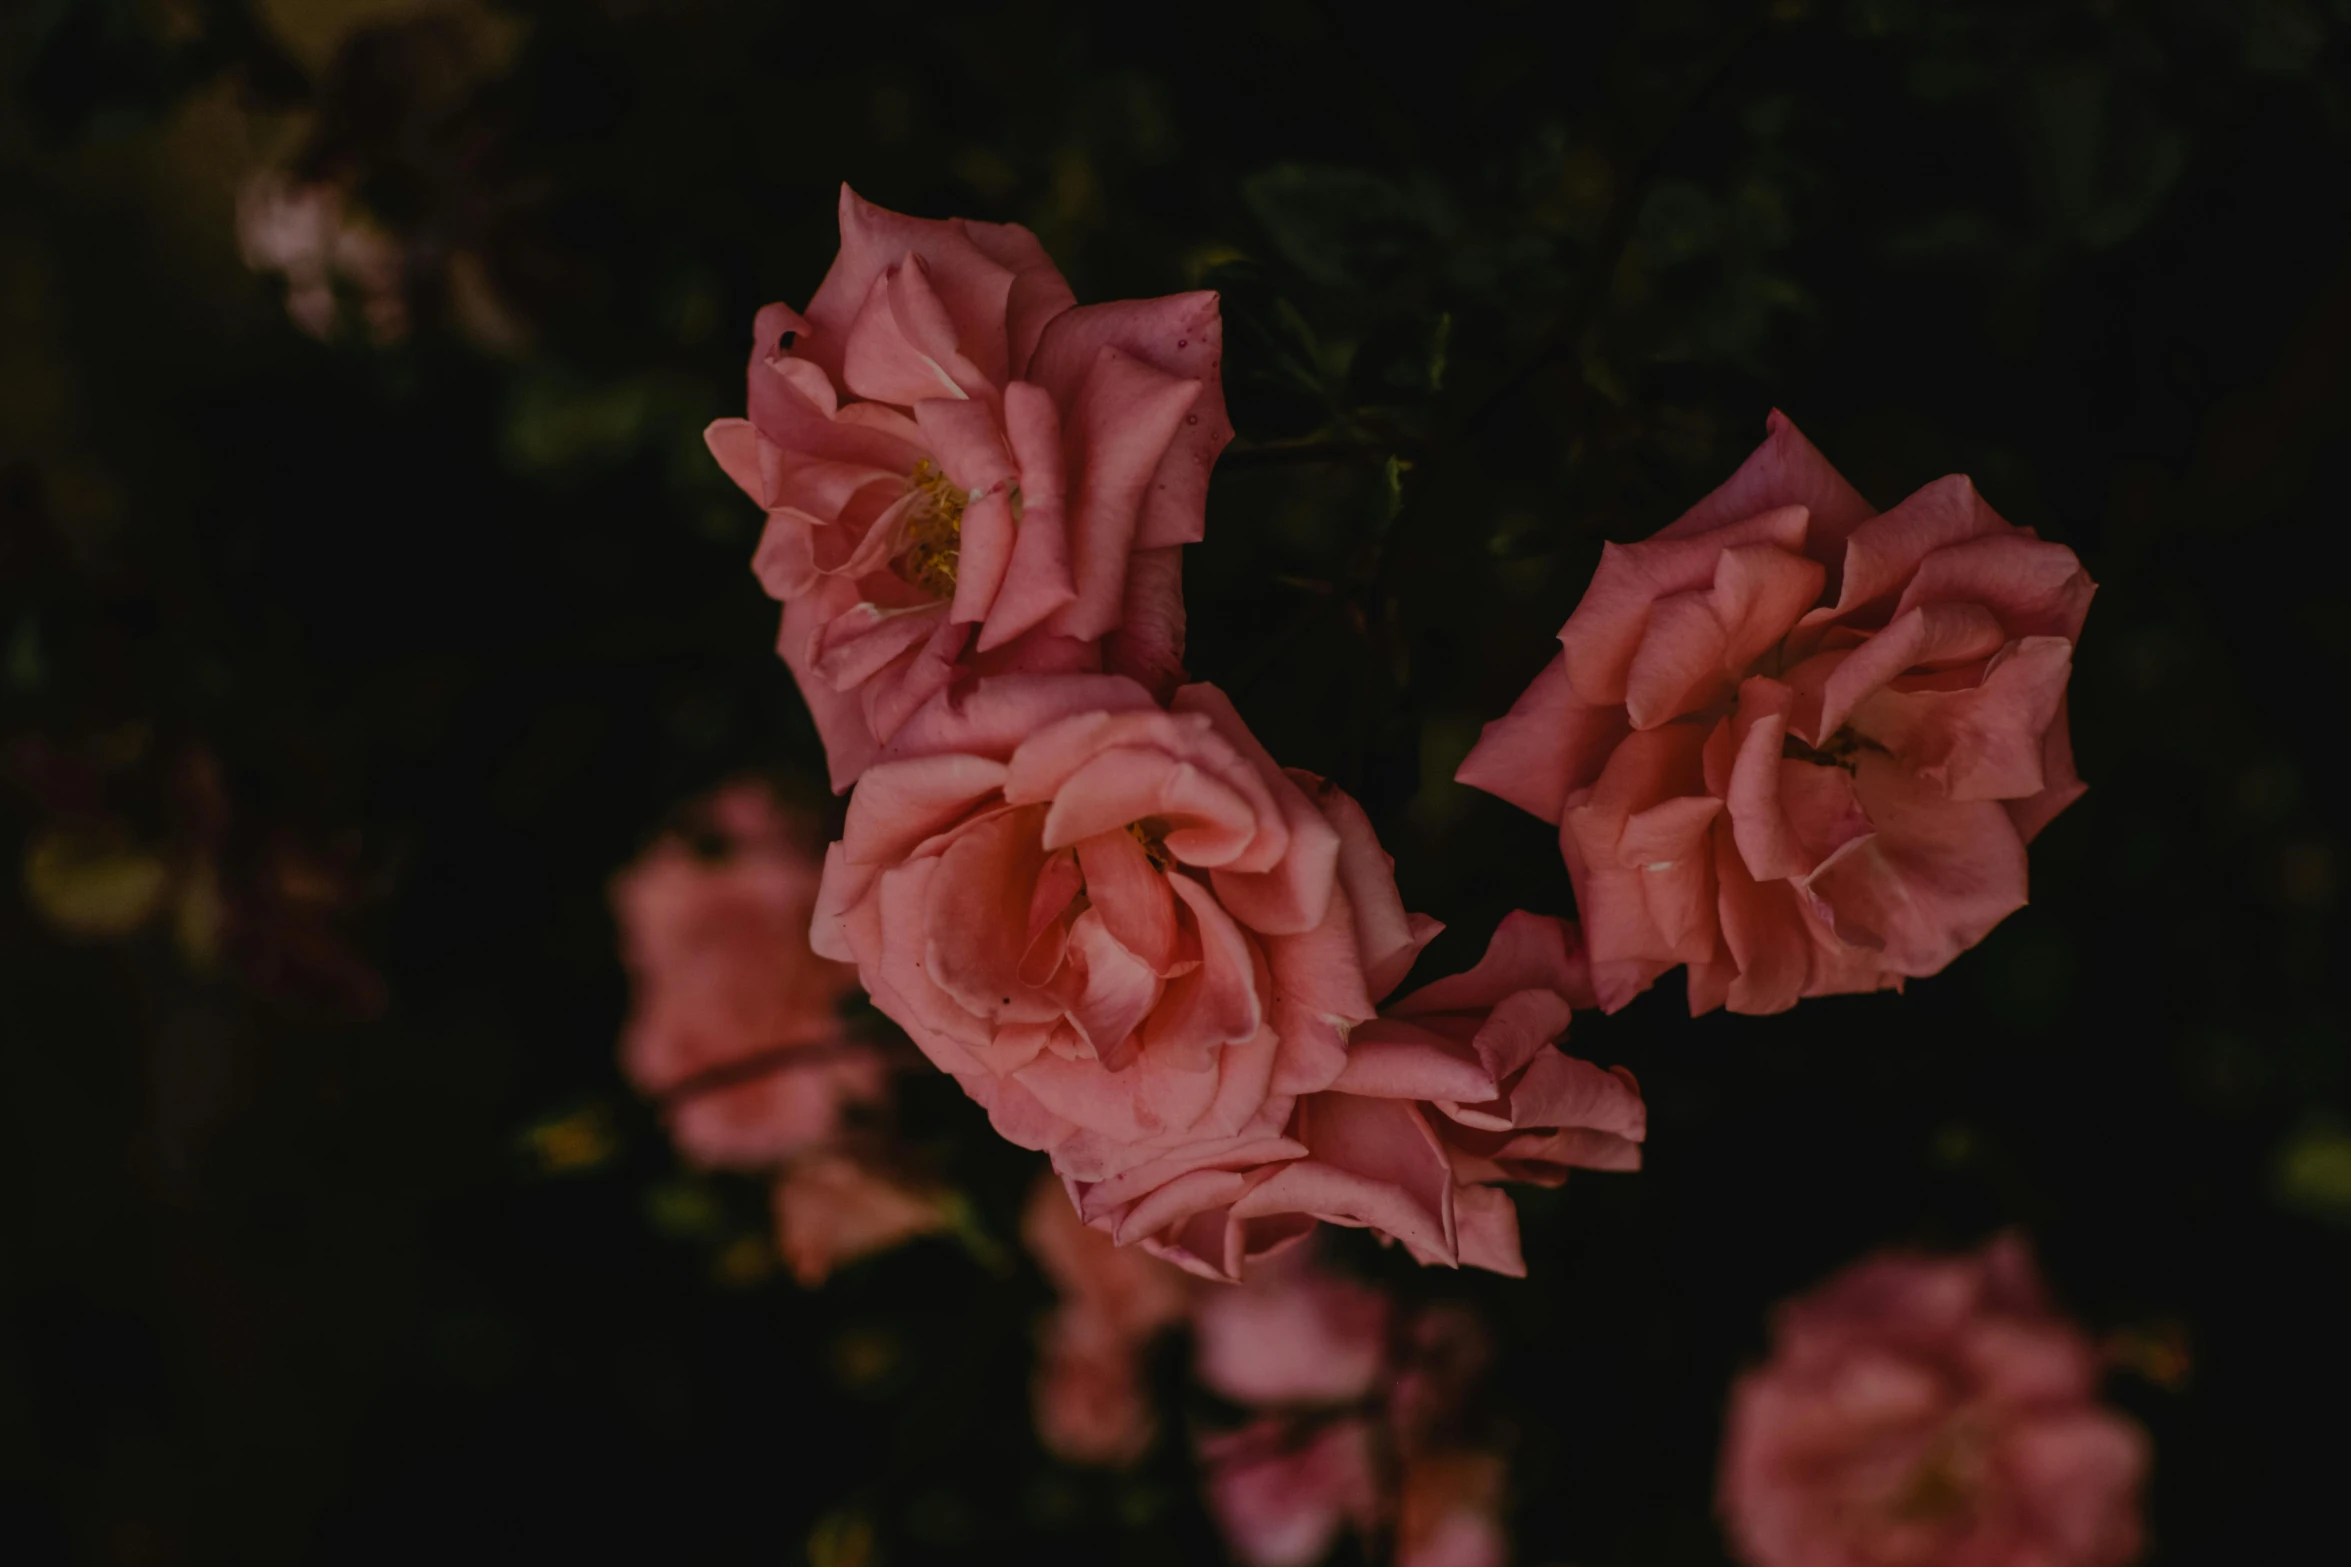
[747,338,927,474]
[802,186,1021,386]
[1823,473,2010,622]
[1657,409,1876,557]
[1043,346,1203,643]
[1306,773,1436,1000]
[750,507,821,600]
[1040,748,1257,857]
[1463,989,1575,1082]
[812,599,952,690]
[978,380,1081,649]
[2006,697,2086,844]
[1816,601,2006,738]
[1559,505,1809,706]
[926,807,1050,1019]
[1455,651,1631,823]
[1800,753,2029,976]
[882,673,1157,765]
[1394,911,1595,1016]
[1075,829,1180,974]
[1240,1098,1457,1267]
[1712,541,1828,674]
[1023,291,1232,550]
[1852,635,2073,802]
[858,620,971,761]
[1892,531,2096,642]
[1328,1019,1497,1102]
[1452,1185,1526,1277]
[912,393,1016,493]
[1624,588,1733,728]
[944,486,1017,626]
[960,218,1077,379]
[1061,909,1165,1060]
[705,417,766,501]
[838,753,1011,867]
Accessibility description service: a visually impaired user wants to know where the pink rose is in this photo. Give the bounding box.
[1192,1251,1511,1567]
[1200,1416,1381,1567]
[1457,412,2093,1014]
[769,1151,950,1287]
[810,675,1418,1193]
[706,186,1233,790]
[1022,1172,1195,1466]
[612,781,878,1170]
[1073,909,1646,1282]
[1719,1235,2149,1567]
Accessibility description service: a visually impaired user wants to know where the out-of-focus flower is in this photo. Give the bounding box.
[1193,1243,1389,1408]
[237,171,408,342]
[813,676,1418,1214]
[771,1151,952,1287]
[1200,1415,1381,1567]
[707,186,1232,789]
[1459,411,2093,1014]
[1718,1234,2149,1567]
[1073,908,1644,1282]
[1191,1248,1512,1567]
[1022,1172,1195,1466]
[613,779,876,1170]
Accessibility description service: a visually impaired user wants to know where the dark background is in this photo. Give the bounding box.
[4,1,2348,1562]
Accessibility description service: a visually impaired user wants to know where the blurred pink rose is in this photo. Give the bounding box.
[812,676,1418,1199]
[1201,1416,1381,1567]
[1719,1234,2149,1567]
[769,1151,950,1287]
[1074,908,1645,1282]
[1193,1250,1511,1567]
[1023,1173,1195,1466]
[1193,1243,1390,1408]
[1458,412,2093,1014]
[613,781,877,1170]
[706,186,1232,790]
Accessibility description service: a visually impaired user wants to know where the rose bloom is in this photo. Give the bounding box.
[612,781,877,1170]
[707,186,1232,790]
[1022,1172,1194,1466]
[1458,412,2093,1014]
[811,674,1427,1197]
[1073,909,1647,1281]
[1719,1234,2149,1567]
[769,1151,949,1287]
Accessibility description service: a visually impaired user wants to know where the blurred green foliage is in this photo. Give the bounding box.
[4,1,2351,1563]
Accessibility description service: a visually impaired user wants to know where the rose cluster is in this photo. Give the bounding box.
[704,188,1650,1282]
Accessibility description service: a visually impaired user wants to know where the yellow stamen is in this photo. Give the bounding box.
[1126,817,1176,870]
[896,459,968,598]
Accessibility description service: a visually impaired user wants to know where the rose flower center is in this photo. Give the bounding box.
[1881,1421,1984,1529]
[1780,725,1879,773]
[1125,816,1177,871]
[895,459,969,598]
